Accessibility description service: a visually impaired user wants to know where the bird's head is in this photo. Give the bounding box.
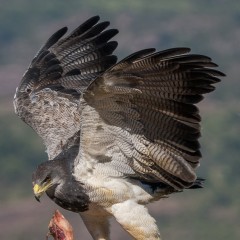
[32,158,90,212]
[32,160,64,202]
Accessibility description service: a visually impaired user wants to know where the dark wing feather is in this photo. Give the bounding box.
[81,48,225,190]
[14,16,118,159]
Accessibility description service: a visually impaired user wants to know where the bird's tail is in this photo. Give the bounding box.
[188,177,205,189]
[140,177,205,201]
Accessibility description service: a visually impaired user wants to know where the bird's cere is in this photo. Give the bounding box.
[33,181,52,201]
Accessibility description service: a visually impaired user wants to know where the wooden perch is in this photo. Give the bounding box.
[47,210,74,240]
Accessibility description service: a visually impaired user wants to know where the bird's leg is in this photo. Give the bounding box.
[110,200,161,240]
[79,207,111,240]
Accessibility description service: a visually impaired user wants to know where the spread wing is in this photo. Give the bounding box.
[78,48,224,190]
[14,16,118,159]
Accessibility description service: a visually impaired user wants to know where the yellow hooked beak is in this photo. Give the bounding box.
[33,181,52,202]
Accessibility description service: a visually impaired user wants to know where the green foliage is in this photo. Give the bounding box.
[0,0,239,239]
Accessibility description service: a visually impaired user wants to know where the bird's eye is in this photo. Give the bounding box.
[43,175,51,183]
[26,88,31,93]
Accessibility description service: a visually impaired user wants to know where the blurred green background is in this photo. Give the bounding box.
[0,0,239,239]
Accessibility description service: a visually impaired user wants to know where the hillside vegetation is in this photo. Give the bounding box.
[0,1,239,239]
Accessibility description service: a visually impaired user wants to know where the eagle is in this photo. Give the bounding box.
[13,16,224,240]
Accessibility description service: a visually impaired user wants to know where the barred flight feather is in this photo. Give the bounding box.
[14,16,118,158]
[83,46,224,189]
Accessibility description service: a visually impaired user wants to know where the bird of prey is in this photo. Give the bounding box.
[14,16,224,240]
